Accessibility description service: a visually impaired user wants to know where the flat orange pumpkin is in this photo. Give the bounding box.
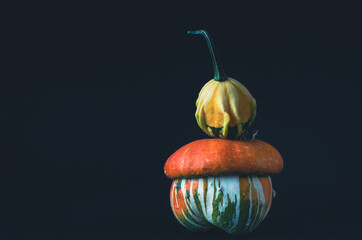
[164,139,283,179]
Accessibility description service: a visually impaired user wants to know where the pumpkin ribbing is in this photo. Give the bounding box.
[170,175,273,234]
[195,77,256,138]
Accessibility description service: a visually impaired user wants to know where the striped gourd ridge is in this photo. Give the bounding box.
[170,175,273,235]
[189,30,256,139]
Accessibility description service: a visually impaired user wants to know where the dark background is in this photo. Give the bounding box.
[2,0,362,239]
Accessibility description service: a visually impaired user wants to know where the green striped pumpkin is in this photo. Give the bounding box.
[170,175,273,235]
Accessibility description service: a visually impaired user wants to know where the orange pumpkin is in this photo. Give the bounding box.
[164,139,283,235]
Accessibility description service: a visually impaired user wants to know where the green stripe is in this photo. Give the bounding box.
[228,180,250,234]
[211,179,222,225]
[182,181,210,228]
[193,187,204,218]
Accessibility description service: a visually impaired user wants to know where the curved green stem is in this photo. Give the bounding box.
[188,30,228,82]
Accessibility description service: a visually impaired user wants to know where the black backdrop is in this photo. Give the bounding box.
[2,1,362,239]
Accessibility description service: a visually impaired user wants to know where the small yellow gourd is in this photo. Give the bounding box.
[189,30,256,138]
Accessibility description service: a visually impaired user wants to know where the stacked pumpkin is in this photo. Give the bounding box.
[164,30,283,235]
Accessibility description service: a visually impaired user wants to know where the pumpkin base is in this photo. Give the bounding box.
[170,175,273,235]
